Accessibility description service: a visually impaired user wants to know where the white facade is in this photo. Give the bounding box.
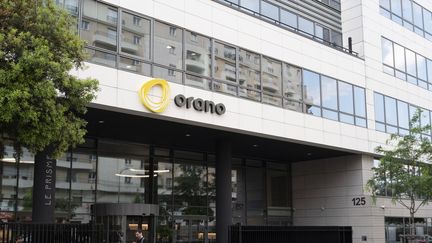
[68,0,432,242]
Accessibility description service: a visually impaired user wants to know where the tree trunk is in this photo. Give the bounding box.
[32,149,56,223]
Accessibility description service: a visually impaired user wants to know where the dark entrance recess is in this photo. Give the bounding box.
[229,225,353,243]
[84,106,354,162]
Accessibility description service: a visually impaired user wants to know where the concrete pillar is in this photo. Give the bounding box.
[216,140,232,243]
[32,150,56,223]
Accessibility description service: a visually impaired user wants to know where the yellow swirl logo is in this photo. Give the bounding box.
[139,79,170,113]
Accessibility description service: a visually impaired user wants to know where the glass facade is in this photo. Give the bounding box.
[381,37,432,91]
[218,0,343,48]
[0,139,292,233]
[385,217,432,243]
[374,92,432,138]
[66,0,367,127]
[380,0,432,41]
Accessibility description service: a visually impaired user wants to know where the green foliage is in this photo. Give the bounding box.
[0,0,98,158]
[367,109,432,234]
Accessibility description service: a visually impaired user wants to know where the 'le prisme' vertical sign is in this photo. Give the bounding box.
[139,79,226,115]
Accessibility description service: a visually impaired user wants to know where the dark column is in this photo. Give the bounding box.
[216,140,232,243]
[32,150,56,223]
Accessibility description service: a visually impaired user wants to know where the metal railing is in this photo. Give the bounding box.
[229,225,353,243]
[0,223,104,243]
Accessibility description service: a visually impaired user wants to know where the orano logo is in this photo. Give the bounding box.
[139,79,170,113]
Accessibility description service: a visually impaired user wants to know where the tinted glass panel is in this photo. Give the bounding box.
[405,49,416,76]
[382,38,394,66]
[416,54,427,80]
[354,87,366,117]
[239,49,260,89]
[385,96,397,126]
[402,0,413,22]
[424,10,432,33]
[321,76,337,110]
[298,17,314,36]
[397,100,409,129]
[375,93,385,122]
[280,9,297,28]
[283,64,302,102]
[413,3,423,27]
[121,12,150,60]
[394,43,406,71]
[241,0,259,12]
[153,22,183,69]
[391,0,402,16]
[303,70,320,106]
[185,31,212,77]
[428,59,432,83]
[262,57,282,95]
[214,42,237,83]
[338,82,354,114]
[380,0,390,10]
[261,1,279,20]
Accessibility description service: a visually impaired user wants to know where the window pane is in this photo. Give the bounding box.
[340,113,354,124]
[81,0,118,52]
[424,10,432,33]
[382,38,394,67]
[282,64,302,102]
[121,12,151,60]
[394,43,406,71]
[185,31,212,77]
[385,96,397,126]
[354,87,366,117]
[280,9,297,28]
[421,109,431,127]
[240,0,259,13]
[338,82,354,114]
[262,57,282,95]
[380,0,390,10]
[413,3,423,27]
[119,57,151,75]
[321,76,337,110]
[239,88,261,101]
[154,22,183,69]
[185,74,211,90]
[262,93,282,106]
[374,93,385,123]
[402,0,413,22]
[416,54,427,81]
[427,59,432,83]
[86,48,116,67]
[323,109,338,121]
[213,80,237,96]
[405,48,416,76]
[153,65,183,84]
[303,70,321,106]
[391,0,402,16]
[298,17,314,36]
[397,100,409,129]
[331,31,342,47]
[239,49,261,89]
[261,1,279,20]
[214,42,237,83]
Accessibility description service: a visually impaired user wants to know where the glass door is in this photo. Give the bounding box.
[173,216,208,243]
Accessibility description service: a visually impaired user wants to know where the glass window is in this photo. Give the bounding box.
[331,31,342,47]
[81,0,118,52]
[239,49,260,90]
[240,0,259,13]
[173,161,207,211]
[385,96,397,126]
[282,64,302,102]
[375,93,385,123]
[421,109,431,128]
[185,74,211,90]
[303,70,321,106]
[185,31,212,77]
[86,48,116,67]
[153,21,183,69]
[214,42,237,83]
[402,0,413,22]
[262,57,282,96]
[416,54,427,81]
[338,82,354,114]
[382,38,394,67]
[280,9,297,28]
[391,0,402,16]
[298,17,314,36]
[380,0,390,10]
[119,57,151,75]
[261,1,279,20]
[354,87,366,118]
[321,76,337,110]
[405,48,416,76]
[427,59,432,83]
[121,12,150,60]
[424,9,432,34]
[394,43,406,71]
[397,100,409,129]
[153,65,183,84]
[413,3,423,28]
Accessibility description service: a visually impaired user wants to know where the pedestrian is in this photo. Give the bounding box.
[132,230,146,243]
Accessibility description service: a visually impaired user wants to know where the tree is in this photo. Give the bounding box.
[367,110,432,238]
[0,0,98,222]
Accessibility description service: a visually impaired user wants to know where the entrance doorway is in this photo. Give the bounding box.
[172,215,215,243]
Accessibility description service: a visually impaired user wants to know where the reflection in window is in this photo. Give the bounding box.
[185,31,212,77]
[119,57,151,75]
[262,57,282,96]
[298,17,314,36]
[121,12,150,60]
[214,42,237,83]
[280,9,297,29]
[283,64,302,112]
[153,21,183,69]
[153,65,182,84]
[338,82,354,114]
[321,76,337,110]
[261,1,279,20]
[81,0,118,52]
[303,70,321,116]
[240,0,259,13]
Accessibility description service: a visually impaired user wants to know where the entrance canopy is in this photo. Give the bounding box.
[84,106,355,162]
